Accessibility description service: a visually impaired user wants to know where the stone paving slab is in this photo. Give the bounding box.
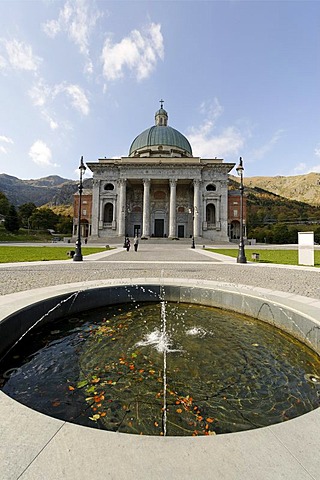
[17,420,317,480]
[1,245,320,479]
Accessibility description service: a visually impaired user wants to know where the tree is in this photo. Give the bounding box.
[18,203,37,227]
[4,204,20,232]
[0,192,10,216]
[29,208,59,230]
[55,215,73,234]
[273,224,289,244]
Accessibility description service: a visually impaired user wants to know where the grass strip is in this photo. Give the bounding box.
[0,246,108,263]
[206,248,320,267]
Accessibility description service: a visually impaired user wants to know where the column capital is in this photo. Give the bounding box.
[143,178,151,185]
[169,178,177,187]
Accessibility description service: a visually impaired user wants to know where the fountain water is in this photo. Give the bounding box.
[0,281,320,436]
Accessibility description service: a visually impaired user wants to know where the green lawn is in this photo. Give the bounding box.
[0,246,108,263]
[207,248,320,267]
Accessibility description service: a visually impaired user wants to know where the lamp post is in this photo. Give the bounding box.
[236,157,247,263]
[189,207,197,248]
[73,156,86,262]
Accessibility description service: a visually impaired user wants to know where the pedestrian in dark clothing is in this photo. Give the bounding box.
[126,237,131,251]
[134,236,139,252]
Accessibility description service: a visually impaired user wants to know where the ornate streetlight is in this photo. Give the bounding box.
[73,156,86,262]
[236,157,247,263]
[189,206,197,248]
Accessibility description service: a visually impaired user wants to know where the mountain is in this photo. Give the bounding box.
[0,174,92,207]
[232,172,320,206]
[1,172,320,209]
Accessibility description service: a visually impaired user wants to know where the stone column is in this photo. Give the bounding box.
[216,198,221,223]
[193,179,201,237]
[142,178,150,237]
[91,179,100,237]
[169,179,177,238]
[118,179,126,236]
[99,200,104,223]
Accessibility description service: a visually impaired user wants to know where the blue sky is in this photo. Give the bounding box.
[0,0,319,180]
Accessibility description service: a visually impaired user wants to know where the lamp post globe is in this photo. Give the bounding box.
[73,156,86,262]
[236,157,247,264]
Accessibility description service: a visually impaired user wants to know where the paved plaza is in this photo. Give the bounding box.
[0,242,320,298]
[0,243,320,480]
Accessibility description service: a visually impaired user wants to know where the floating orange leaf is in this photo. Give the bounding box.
[68,385,75,391]
[206,418,214,423]
[176,408,183,414]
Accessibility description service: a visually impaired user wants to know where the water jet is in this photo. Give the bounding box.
[0,279,319,437]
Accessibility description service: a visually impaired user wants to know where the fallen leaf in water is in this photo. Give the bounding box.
[176,408,183,414]
[68,385,75,391]
[89,414,100,421]
[206,418,214,423]
[77,380,88,389]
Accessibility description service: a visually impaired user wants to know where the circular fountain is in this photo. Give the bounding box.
[0,279,319,438]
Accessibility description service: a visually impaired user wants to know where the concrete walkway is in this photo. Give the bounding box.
[0,244,320,480]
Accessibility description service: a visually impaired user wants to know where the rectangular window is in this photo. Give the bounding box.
[233,209,238,217]
[82,209,87,216]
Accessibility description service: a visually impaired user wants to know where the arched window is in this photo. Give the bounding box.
[104,183,114,191]
[104,203,113,223]
[206,203,216,224]
[206,184,216,191]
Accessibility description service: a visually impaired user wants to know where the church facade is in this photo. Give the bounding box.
[78,104,238,243]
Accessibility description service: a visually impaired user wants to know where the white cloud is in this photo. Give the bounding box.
[42,0,102,74]
[292,161,320,175]
[0,54,6,69]
[188,99,245,158]
[53,83,90,115]
[101,22,164,81]
[4,39,41,71]
[293,162,307,174]
[0,135,13,144]
[29,140,58,168]
[0,135,14,154]
[314,145,320,158]
[251,129,285,160]
[29,79,51,107]
[43,112,59,130]
[64,84,89,115]
[29,78,89,119]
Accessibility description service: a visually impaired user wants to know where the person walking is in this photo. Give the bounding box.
[134,235,139,252]
[126,237,131,251]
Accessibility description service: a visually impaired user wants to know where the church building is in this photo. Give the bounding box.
[76,103,239,243]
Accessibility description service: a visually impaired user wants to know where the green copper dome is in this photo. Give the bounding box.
[128,103,193,157]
